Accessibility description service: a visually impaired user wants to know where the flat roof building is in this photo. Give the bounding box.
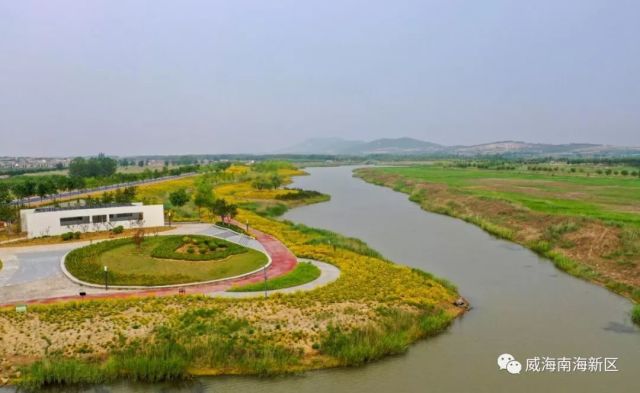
[20,203,164,238]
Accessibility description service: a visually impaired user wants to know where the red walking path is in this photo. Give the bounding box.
[1,226,297,307]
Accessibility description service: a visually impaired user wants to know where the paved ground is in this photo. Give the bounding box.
[0,224,339,306]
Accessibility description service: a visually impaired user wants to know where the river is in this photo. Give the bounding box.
[3,166,638,392]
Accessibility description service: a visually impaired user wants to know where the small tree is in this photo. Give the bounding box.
[209,198,238,223]
[194,181,215,220]
[132,220,146,250]
[169,188,189,207]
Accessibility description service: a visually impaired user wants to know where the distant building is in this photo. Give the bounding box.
[20,203,164,238]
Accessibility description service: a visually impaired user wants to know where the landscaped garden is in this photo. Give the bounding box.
[0,162,464,389]
[65,235,268,286]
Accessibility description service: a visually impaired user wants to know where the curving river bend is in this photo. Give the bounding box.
[4,166,638,393]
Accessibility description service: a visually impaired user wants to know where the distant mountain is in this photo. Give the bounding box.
[277,137,365,155]
[279,137,445,155]
[279,137,640,157]
[356,137,443,155]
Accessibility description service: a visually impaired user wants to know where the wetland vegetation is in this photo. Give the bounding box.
[356,161,640,318]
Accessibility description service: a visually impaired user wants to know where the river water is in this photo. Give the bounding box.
[3,166,638,392]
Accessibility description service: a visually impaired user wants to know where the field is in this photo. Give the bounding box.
[0,163,463,389]
[377,165,640,225]
[228,261,321,292]
[65,235,267,286]
[356,165,640,303]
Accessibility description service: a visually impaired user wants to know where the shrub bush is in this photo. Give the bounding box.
[112,226,124,234]
[632,304,640,326]
[215,221,249,235]
[275,188,325,200]
[151,235,247,261]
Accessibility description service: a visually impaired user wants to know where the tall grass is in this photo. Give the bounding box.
[19,310,302,390]
[287,221,385,259]
[320,308,452,365]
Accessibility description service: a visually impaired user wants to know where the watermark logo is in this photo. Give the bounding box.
[497,353,521,374]
[498,354,618,375]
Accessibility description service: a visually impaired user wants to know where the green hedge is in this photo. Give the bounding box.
[632,304,640,326]
[215,221,249,235]
[151,235,246,261]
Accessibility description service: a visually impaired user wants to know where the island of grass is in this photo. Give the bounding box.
[228,261,321,292]
[65,235,268,286]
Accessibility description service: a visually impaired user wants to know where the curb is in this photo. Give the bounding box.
[59,233,272,290]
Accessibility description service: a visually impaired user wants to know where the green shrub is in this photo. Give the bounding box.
[632,304,640,326]
[151,235,246,261]
[112,226,124,234]
[275,188,326,201]
[61,232,75,241]
[215,221,249,235]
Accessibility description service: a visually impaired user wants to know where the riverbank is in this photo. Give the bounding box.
[0,163,464,389]
[355,166,640,316]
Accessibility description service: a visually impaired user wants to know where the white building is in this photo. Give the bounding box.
[20,203,165,238]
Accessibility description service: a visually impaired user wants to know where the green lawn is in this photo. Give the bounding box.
[379,166,640,226]
[228,261,320,292]
[66,236,268,286]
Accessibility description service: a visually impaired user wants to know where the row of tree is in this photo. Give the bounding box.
[179,178,238,222]
[69,154,118,178]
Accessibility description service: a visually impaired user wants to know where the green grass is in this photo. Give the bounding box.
[376,166,640,226]
[632,304,640,326]
[320,307,451,365]
[228,261,321,292]
[65,236,267,286]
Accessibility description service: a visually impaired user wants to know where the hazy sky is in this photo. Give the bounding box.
[1,0,639,156]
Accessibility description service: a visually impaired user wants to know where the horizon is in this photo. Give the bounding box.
[2,136,640,159]
[2,1,640,156]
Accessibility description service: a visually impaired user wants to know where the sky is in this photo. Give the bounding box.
[1,0,639,156]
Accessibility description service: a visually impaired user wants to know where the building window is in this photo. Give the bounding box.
[60,216,90,226]
[108,212,144,222]
[92,215,107,223]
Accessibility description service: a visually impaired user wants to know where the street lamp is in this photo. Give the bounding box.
[263,266,268,299]
[104,265,108,291]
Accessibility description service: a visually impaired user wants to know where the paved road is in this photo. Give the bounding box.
[0,224,339,305]
[10,172,197,206]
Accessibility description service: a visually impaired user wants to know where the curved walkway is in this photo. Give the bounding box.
[215,259,340,298]
[0,224,338,306]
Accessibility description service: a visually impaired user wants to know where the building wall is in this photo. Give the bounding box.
[21,204,165,238]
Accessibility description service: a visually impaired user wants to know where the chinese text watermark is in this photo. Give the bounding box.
[498,354,619,375]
